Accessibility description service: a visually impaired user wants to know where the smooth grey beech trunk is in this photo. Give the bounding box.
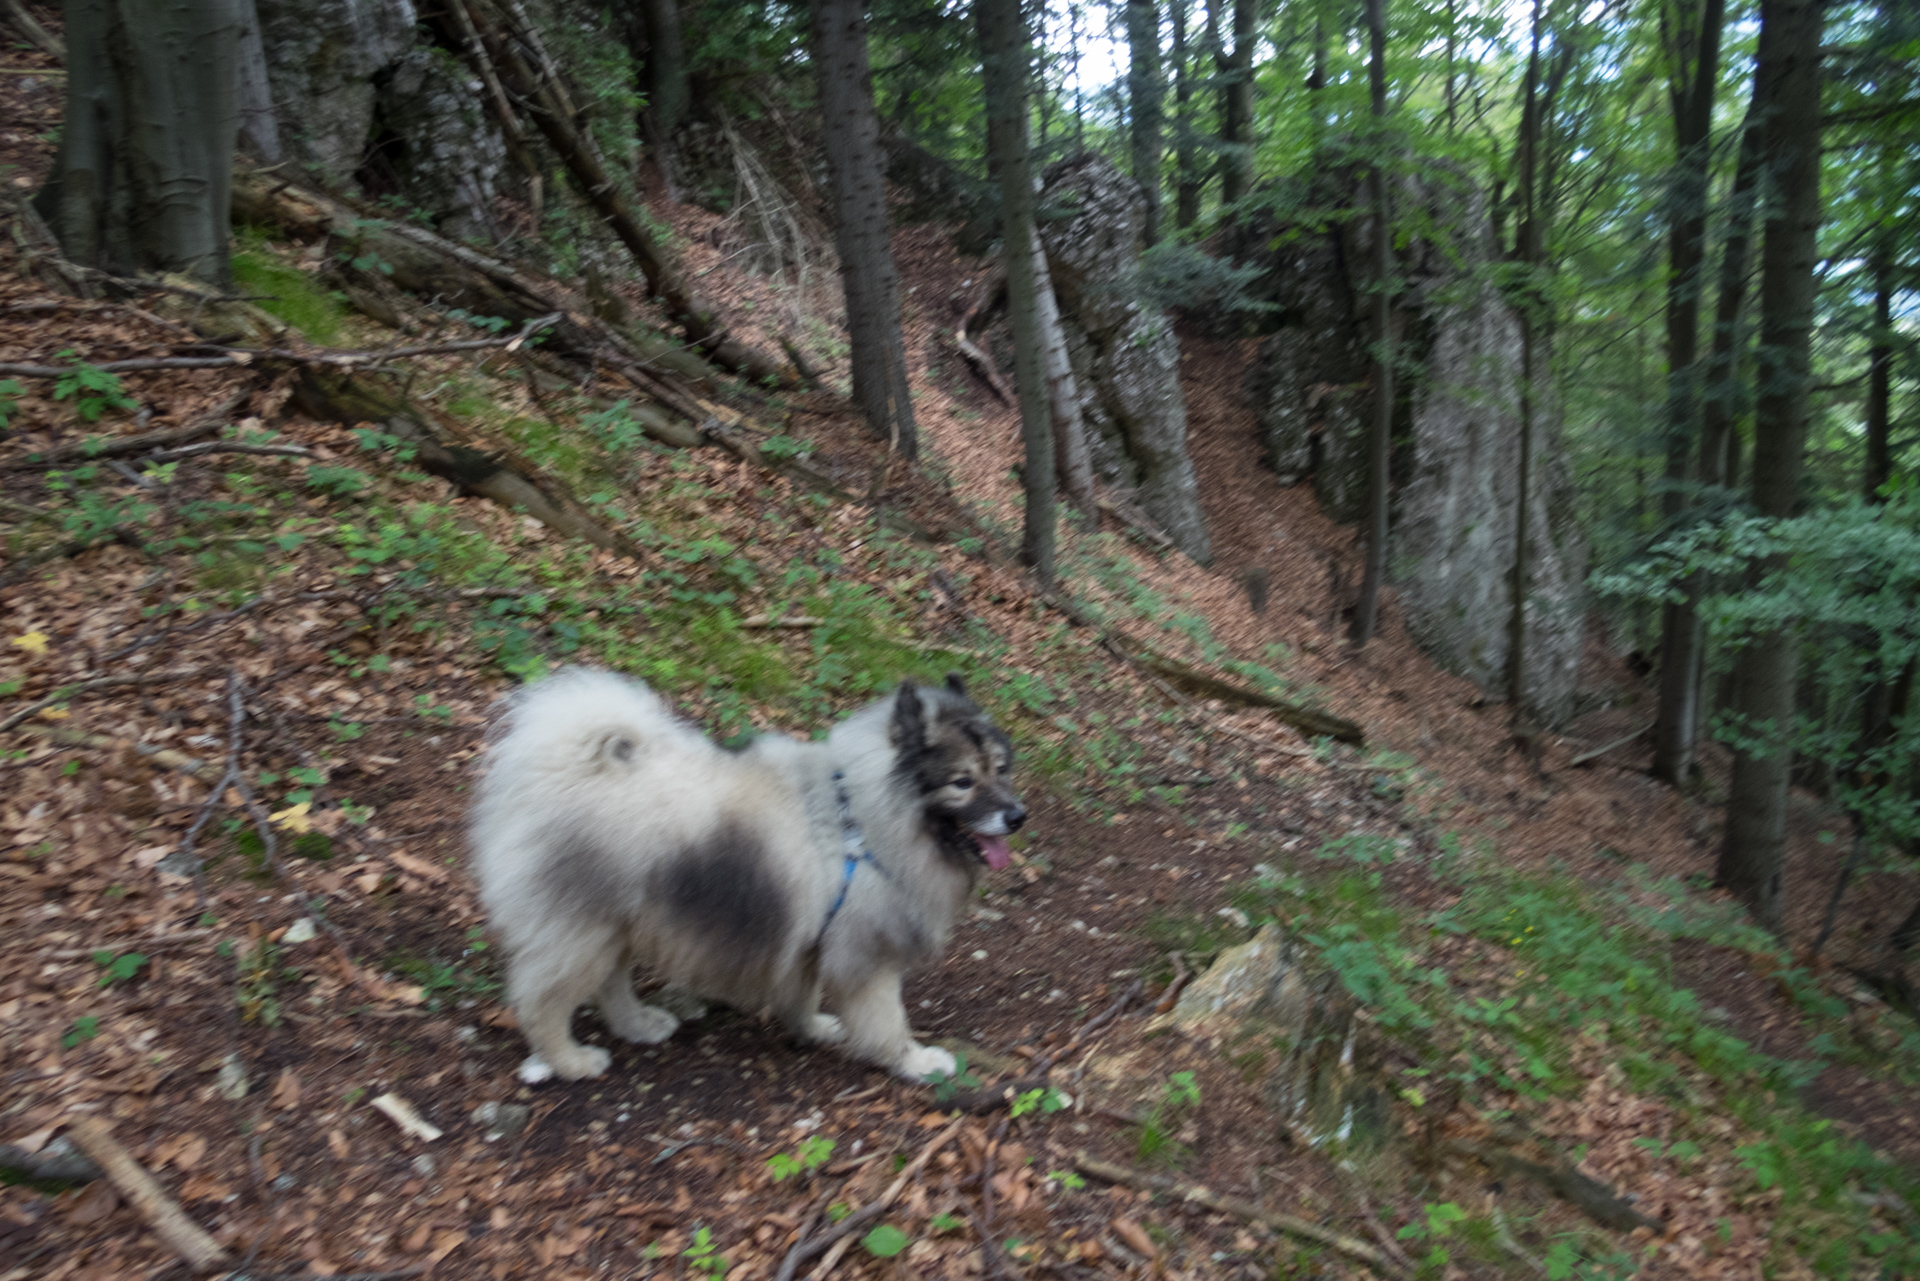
[810,0,917,458]
[1126,0,1162,246]
[1716,0,1823,934]
[37,0,243,289]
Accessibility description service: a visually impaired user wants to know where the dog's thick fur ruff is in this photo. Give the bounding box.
[470,668,1024,1083]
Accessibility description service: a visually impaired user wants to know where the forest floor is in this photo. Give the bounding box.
[3,28,1919,1281]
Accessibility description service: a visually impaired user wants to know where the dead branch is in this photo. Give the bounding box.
[942,331,1012,405]
[1097,490,1177,552]
[1071,1151,1408,1279]
[0,666,222,736]
[780,1114,967,1281]
[451,0,793,388]
[64,1117,229,1272]
[1567,723,1653,767]
[143,442,315,463]
[10,391,245,468]
[1444,1138,1662,1233]
[10,724,223,782]
[1,0,64,58]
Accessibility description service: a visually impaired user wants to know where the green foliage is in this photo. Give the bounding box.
[384,950,500,1013]
[1127,240,1277,316]
[859,1224,911,1258]
[92,950,147,987]
[231,244,348,343]
[50,354,138,422]
[62,1015,100,1048]
[758,433,811,462]
[235,937,287,1026]
[680,1225,726,1276]
[926,1051,982,1098]
[766,1135,835,1181]
[1009,1086,1070,1118]
[1135,1070,1202,1164]
[0,378,22,429]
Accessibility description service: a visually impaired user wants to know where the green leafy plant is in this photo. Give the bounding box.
[0,378,22,428]
[927,1212,964,1234]
[766,1134,835,1181]
[51,354,138,422]
[62,1015,100,1048]
[681,1225,726,1276]
[926,1051,983,1099]
[1009,1086,1070,1119]
[859,1224,910,1258]
[759,433,811,462]
[1135,1071,1202,1163]
[92,950,147,987]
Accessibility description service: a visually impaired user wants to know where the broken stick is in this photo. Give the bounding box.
[1071,1150,1408,1280]
[64,1116,230,1272]
[778,1113,967,1281]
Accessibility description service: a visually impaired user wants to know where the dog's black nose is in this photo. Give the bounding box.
[1005,805,1027,832]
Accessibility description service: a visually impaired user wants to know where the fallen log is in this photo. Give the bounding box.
[451,0,794,389]
[65,1116,230,1273]
[231,169,721,387]
[289,367,647,563]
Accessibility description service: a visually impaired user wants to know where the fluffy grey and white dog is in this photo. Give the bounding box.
[470,668,1025,1084]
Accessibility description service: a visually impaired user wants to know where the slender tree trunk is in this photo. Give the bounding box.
[36,0,243,289]
[1651,0,1727,786]
[619,0,688,196]
[979,0,1056,584]
[1699,99,1765,492]
[1505,0,1545,724]
[1127,0,1164,245]
[1865,239,1893,500]
[1216,0,1256,206]
[1306,15,1327,154]
[1717,0,1824,934]
[1350,0,1393,648]
[1170,0,1200,229]
[234,0,279,164]
[811,0,918,458]
[1031,241,1097,519]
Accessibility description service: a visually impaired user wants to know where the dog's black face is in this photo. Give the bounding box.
[890,675,1025,871]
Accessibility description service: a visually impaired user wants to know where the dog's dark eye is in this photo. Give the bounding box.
[950,776,974,790]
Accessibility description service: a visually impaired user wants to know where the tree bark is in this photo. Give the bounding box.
[1505,0,1545,725]
[1864,239,1892,501]
[234,0,280,164]
[640,0,688,193]
[1698,100,1765,497]
[1216,0,1256,206]
[1716,0,1824,934]
[1350,0,1393,649]
[1170,0,1200,229]
[1651,0,1727,786]
[1030,242,1097,519]
[1127,0,1164,246]
[811,0,918,458]
[979,0,1055,585]
[36,0,242,289]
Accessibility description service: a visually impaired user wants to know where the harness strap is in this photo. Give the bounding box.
[818,770,886,940]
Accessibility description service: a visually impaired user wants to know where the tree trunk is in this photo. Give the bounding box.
[1350,0,1393,649]
[641,0,688,191]
[36,0,242,289]
[1126,0,1163,246]
[1864,239,1892,501]
[1698,99,1765,495]
[1650,0,1727,786]
[811,0,918,458]
[234,0,280,164]
[979,0,1055,584]
[1506,0,1545,725]
[1716,0,1823,934]
[1306,15,1327,155]
[1216,0,1256,206]
[1031,241,1097,519]
[1170,0,1200,230]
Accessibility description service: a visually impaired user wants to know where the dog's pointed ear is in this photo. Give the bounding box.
[890,680,925,748]
[944,672,968,699]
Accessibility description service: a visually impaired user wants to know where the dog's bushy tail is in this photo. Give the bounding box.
[485,668,705,778]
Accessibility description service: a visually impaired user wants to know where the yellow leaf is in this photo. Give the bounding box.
[269,801,314,834]
[10,631,49,655]
[37,707,69,720]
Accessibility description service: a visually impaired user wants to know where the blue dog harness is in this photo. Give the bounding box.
[819,770,886,938]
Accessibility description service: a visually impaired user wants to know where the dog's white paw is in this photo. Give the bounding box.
[521,1044,611,1083]
[896,1043,957,1082]
[804,1013,846,1045]
[606,1004,680,1045]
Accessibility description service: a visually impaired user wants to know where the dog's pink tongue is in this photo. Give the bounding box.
[976,834,1013,870]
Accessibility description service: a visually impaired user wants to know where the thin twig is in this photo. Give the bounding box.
[1567,723,1653,767]
[142,442,315,463]
[0,667,222,736]
[64,1117,229,1272]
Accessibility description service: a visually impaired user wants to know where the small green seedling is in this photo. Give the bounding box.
[1009,1086,1071,1119]
[861,1224,910,1258]
[63,1016,100,1047]
[766,1134,835,1181]
[681,1225,726,1276]
[93,950,147,987]
[926,1051,982,1100]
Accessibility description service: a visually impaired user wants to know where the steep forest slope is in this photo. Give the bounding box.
[2,19,1919,1281]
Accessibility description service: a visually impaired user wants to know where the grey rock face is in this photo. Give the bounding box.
[1237,170,1586,722]
[255,0,505,237]
[257,0,416,187]
[374,48,509,240]
[1040,155,1210,564]
[1393,283,1584,722]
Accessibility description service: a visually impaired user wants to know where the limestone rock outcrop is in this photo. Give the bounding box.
[1040,156,1211,564]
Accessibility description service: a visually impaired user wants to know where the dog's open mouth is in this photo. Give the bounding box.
[966,819,1015,870]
